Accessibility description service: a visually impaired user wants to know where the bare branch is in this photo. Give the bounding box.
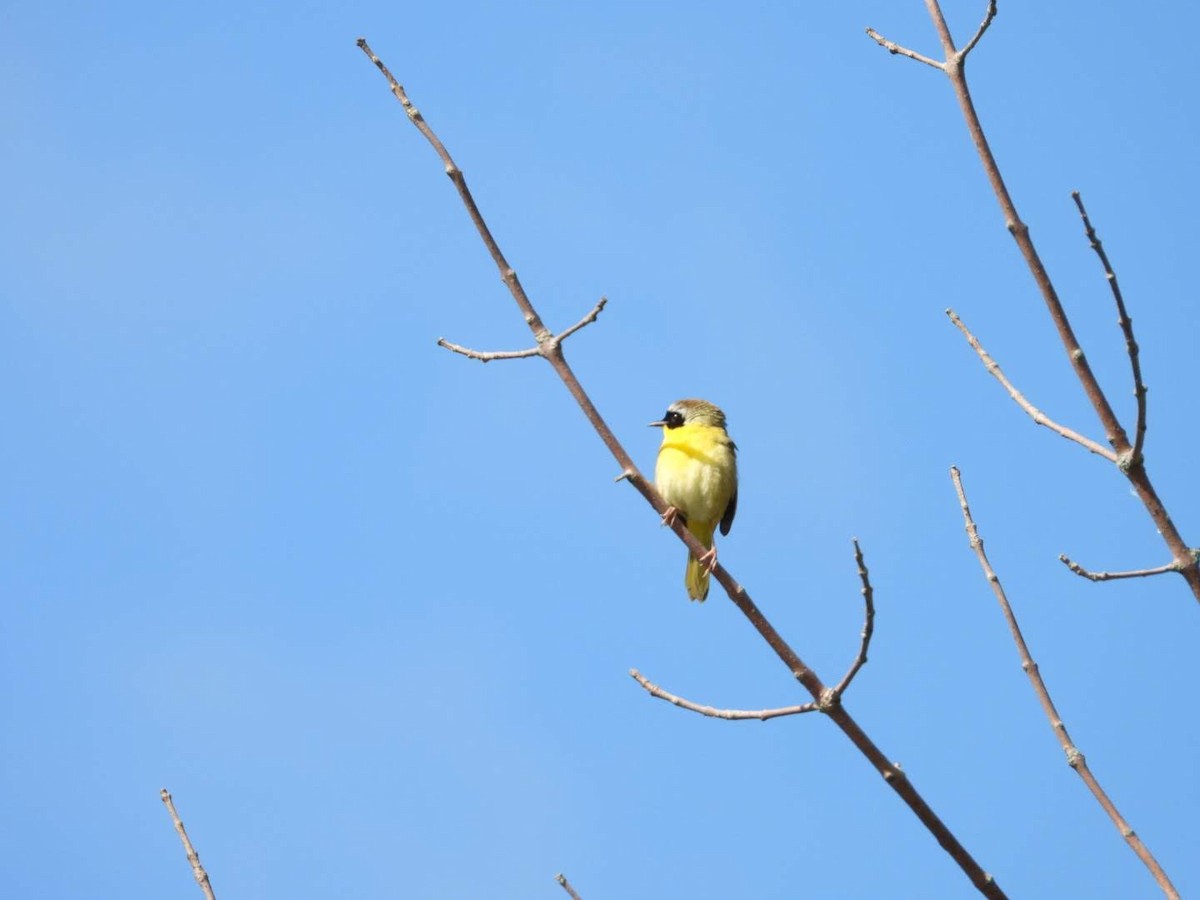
[436,297,607,362]
[1058,554,1183,583]
[361,40,1008,898]
[950,468,1181,900]
[870,4,1200,601]
[830,539,877,699]
[959,1,998,59]
[630,669,818,721]
[864,28,944,71]
[555,873,584,900]
[1071,192,1147,464]
[436,339,540,362]
[555,296,608,343]
[632,541,875,719]
[160,789,217,900]
[946,309,1116,461]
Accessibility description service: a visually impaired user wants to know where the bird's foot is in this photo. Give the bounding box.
[661,506,682,529]
[697,546,719,574]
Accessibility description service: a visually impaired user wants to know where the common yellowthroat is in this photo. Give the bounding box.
[649,399,738,601]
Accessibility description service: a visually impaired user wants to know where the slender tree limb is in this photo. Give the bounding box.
[946,309,1116,461]
[830,539,877,698]
[1058,554,1185,583]
[160,789,217,900]
[959,1,998,59]
[950,469,1180,899]
[630,668,819,721]
[555,297,608,342]
[555,873,584,900]
[360,38,1007,898]
[1071,193,1147,464]
[863,28,944,71]
[436,340,541,362]
[870,3,1200,602]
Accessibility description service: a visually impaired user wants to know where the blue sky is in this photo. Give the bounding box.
[3,2,1198,897]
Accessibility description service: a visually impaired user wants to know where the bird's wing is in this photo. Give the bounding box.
[720,483,737,536]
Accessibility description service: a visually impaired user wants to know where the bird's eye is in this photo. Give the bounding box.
[665,410,684,428]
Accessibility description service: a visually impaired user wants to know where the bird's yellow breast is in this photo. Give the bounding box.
[655,424,737,525]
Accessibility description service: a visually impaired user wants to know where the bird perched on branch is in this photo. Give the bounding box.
[650,398,738,601]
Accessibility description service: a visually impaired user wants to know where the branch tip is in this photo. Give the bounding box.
[1058,555,1179,583]
[952,468,1178,896]
[630,668,817,721]
[948,310,1117,461]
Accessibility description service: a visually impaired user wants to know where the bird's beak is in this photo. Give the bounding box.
[648,419,667,428]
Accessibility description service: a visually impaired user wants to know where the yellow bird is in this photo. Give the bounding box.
[650,398,738,601]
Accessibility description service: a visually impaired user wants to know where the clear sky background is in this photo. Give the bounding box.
[2,2,1197,898]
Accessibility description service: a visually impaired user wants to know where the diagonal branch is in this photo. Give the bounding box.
[830,539,877,698]
[1058,554,1187,583]
[946,309,1116,461]
[360,38,1008,898]
[555,873,584,900]
[959,0,998,58]
[160,789,217,900]
[950,469,1180,899]
[630,669,817,721]
[556,296,608,342]
[1071,193,1147,464]
[870,4,1200,601]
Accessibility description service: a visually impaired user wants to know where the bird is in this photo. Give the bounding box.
[649,398,738,601]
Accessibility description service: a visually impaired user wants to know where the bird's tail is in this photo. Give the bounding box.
[685,521,717,602]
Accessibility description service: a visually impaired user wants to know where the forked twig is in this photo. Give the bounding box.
[360,37,1006,899]
[869,2,1200,602]
[1071,193,1147,464]
[160,789,217,900]
[950,468,1179,899]
[631,540,877,721]
[555,873,584,899]
[1058,555,1185,583]
[436,298,608,363]
[865,0,995,72]
[946,309,1116,461]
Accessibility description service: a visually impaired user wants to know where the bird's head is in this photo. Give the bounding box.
[649,398,728,430]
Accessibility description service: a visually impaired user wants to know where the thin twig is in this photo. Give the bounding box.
[555,297,608,343]
[869,3,1200,601]
[555,873,584,900]
[630,669,818,721]
[1071,192,1147,464]
[950,468,1180,899]
[959,0,998,58]
[830,539,877,698]
[864,28,944,71]
[436,340,541,362]
[361,40,1007,899]
[1058,555,1182,583]
[160,789,217,900]
[946,309,1116,461]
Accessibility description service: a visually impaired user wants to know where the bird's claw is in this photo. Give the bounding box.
[661,506,682,529]
[697,546,718,574]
